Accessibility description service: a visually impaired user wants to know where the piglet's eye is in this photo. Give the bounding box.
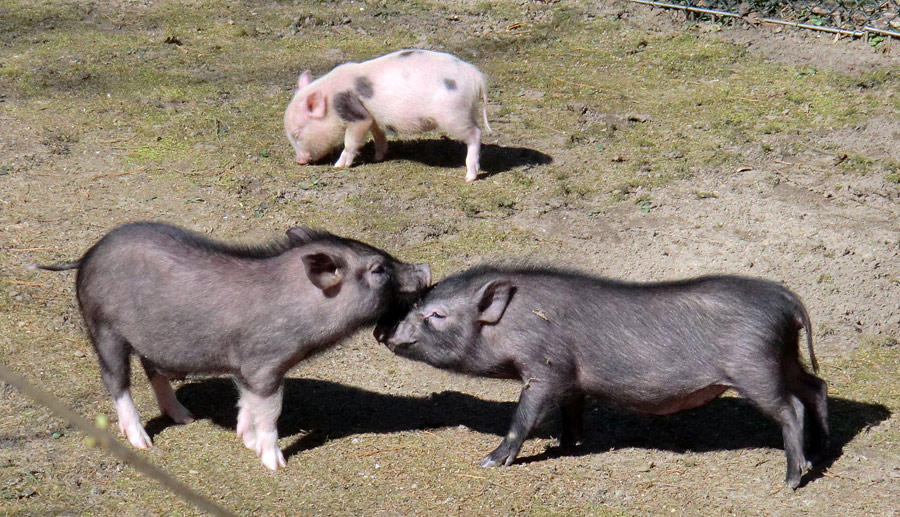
[425,311,446,320]
[370,264,386,275]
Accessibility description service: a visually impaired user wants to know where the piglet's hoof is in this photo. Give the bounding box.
[261,448,287,471]
[166,404,195,425]
[480,456,501,468]
[481,447,516,468]
[122,423,153,449]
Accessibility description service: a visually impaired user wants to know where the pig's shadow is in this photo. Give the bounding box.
[148,380,887,487]
[521,395,889,489]
[146,380,516,457]
[336,138,553,178]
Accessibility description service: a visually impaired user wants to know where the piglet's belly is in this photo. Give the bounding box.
[625,384,730,415]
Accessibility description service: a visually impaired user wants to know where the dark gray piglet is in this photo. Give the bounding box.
[37,222,430,470]
[375,265,827,489]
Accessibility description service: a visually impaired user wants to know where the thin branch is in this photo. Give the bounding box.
[4,279,48,288]
[0,363,234,517]
[773,159,834,174]
[356,447,406,458]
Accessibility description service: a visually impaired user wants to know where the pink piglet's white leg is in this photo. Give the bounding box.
[334,122,373,168]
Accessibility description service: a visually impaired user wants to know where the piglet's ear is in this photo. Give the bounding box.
[297,71,313,89]
[305,91,326,119]
[476,280,513,324]
[302,252,343,291]
[414,263,431,289]
[286,226,322,245]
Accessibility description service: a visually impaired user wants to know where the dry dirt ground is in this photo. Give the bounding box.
[1,1,899,515]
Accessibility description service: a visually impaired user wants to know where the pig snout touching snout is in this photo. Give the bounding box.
[284,49,491,182]
[376,266,829,489]
[36,222,429,471]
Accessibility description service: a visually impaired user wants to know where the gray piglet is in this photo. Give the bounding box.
[38,222,430,470]
[376,265,827,489]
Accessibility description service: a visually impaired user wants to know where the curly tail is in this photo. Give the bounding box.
[30,260,81,271]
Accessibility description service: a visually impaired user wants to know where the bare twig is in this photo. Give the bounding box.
[531,310,549,321]
[356,447,406,458]
[90,168,142,181]
[456,473,511,490]
[4,279,48,288]
[32,295,67,302]
[773,159,834,174]
[0,362,234,517]
[532,122,567,136]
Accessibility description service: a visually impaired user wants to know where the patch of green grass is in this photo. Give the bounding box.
[839,153,877,174]
[828,338,898,400]
[126,138,191,164]
[859,334,900,349]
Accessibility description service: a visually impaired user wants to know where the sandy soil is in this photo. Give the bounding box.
[1,1,899,515]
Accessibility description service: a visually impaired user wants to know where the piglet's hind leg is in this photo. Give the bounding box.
[371,122,388,161]
[115,392,152,449]
[142,358,194,424]
[464,126,482,182]
[92,326,152,448]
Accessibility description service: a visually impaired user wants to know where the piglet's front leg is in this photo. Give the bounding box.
[481,378,556,468]
[334,121,373,168]
[237,384,286,470]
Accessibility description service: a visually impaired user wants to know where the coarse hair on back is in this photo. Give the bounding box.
[101,221,334,260]
[433,262,793,295]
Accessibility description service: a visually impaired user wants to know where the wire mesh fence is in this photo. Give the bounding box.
[630,0,900,39]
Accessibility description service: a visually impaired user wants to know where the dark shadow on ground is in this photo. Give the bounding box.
[315,138,552,178]
[520,395,890,489]
[146,380,516,458]
[148,380,888,486]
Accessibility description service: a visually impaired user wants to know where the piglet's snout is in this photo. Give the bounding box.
[373,323,392,345]
[374,321,415,351]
